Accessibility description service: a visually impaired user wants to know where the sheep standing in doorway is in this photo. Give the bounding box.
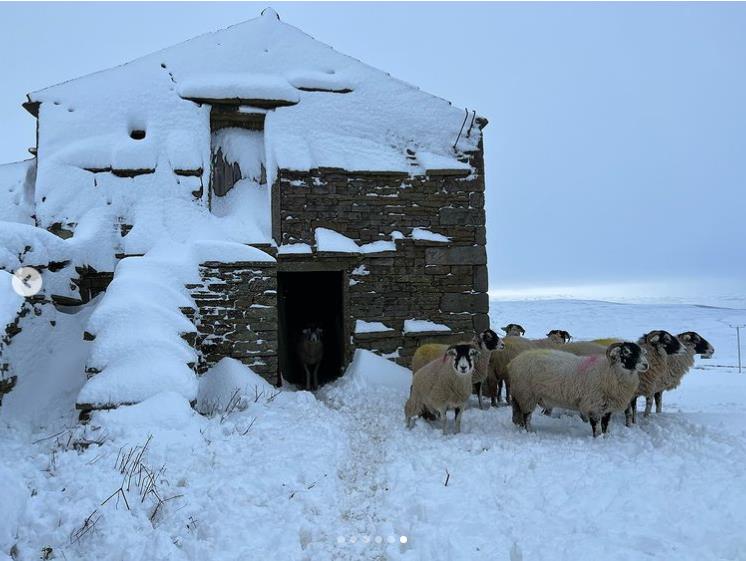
[297,327,323,390]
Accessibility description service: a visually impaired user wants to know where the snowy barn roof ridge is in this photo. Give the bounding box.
[24,7,479,127]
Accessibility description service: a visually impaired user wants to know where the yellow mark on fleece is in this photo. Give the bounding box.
[592,338,621,346]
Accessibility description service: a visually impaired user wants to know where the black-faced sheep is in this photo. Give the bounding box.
[653,331,714,413]
[627,330,683,423]
[405,342,481,434]
[409,329,502,410]
[502,324,526,337]
[547,329,572,343]
[508,342,649,437]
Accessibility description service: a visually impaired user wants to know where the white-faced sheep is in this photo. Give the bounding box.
[626,330,683,423]
[485,330,574,406]
[508,342,649,437]
[409,329,502,409]
[653,331,714,413]
[405,342,481,434]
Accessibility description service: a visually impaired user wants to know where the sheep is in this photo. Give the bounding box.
[547,329,572,343]
[652,331,714,413]
[485,330,573,406]
[557,340,609,357]
[409,329,502,409]
[297,327,323,390]
[502,323,525,337]
[404,342,481,434]
[507,342,649,437]
[626,330,683,423]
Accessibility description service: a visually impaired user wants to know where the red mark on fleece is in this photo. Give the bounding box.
[578,355,601,375]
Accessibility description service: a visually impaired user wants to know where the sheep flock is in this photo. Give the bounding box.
[405,324,714,437]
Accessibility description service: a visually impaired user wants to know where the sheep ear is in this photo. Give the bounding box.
[501,325,509,333]
[519,327,525,335]
[649,332,661,344]
[446,347,457,357]
[606,343,623,363]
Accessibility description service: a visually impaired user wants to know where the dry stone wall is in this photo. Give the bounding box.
[186,260,278,382]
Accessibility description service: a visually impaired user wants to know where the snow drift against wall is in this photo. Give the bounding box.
[0,159,35,225]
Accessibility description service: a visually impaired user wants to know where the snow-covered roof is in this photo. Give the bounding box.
[26,8,484,248]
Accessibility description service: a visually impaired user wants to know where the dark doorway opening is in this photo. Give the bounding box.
[278,271,345,389]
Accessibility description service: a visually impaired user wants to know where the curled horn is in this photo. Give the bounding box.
[606,342,623,362]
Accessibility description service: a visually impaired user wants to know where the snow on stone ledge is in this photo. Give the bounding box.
[416,151,472,173]
[344,349,411,394]
[189,240,275,264]
[315,228,396,254]
[177,73,300,104]
[411,228,450,243]
[315,228,360,253]
[359,240,396,253]
[403,319,452,334]
[355,320,395,334]
[278,243,312,255]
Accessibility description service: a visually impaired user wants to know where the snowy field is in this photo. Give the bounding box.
[2,298,746,561]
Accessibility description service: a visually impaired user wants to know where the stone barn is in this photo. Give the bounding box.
[3,8,489,406]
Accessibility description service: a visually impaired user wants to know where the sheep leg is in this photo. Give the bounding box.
[523,412,532,432]
[505,379,511,403]
[589,415,600,437]
[601,413,612,434]
[454,407,463,434]
[654,392,662,414]
[511,399,524,428]
[496,379,503,404]
[624,406,633,427]
[643,396,653,418]
[303,364,311,390]
[630,397,638,424]
[441,408,449,435]
[475,383,485,410]
[312,362,320,390]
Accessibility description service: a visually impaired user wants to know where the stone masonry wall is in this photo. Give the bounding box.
[186,260,278,383]
[276,145,490,368]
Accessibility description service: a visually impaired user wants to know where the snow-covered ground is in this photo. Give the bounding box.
[2,298,746,561]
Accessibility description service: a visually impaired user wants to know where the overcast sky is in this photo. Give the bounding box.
[1,2,744,295]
